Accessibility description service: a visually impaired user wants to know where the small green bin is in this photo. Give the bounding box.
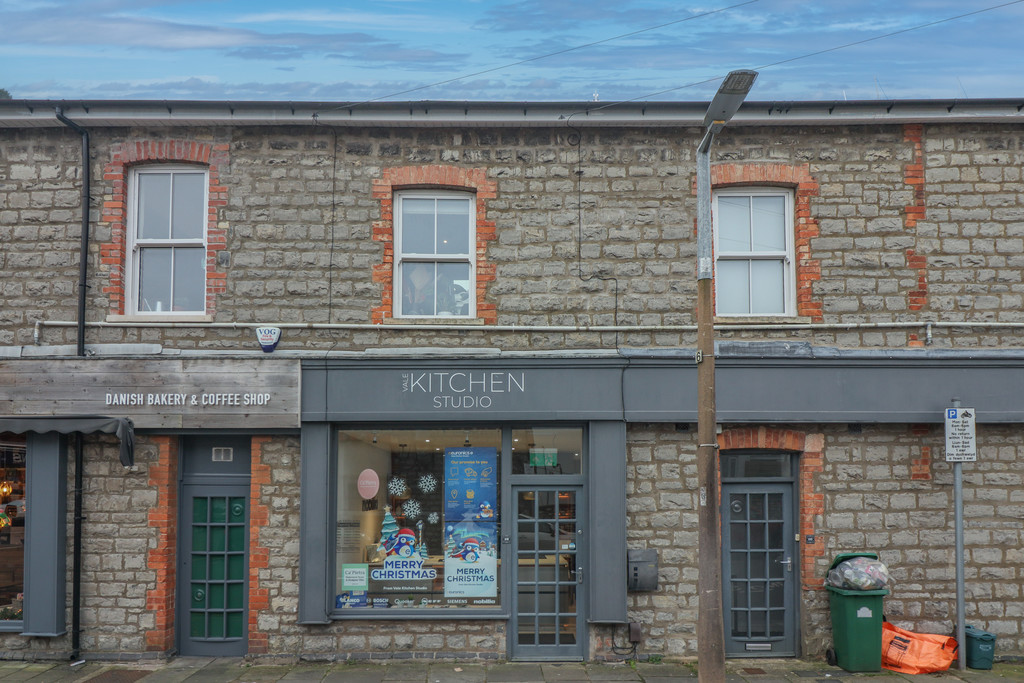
[965,625,996,670]
[826,552,889,673]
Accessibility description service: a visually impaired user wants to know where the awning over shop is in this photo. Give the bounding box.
[0,416,134,466]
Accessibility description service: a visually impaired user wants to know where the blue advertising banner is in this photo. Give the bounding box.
[444,447,497,522]
[444,447,498,598]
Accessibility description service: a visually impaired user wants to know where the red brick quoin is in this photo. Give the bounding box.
[145,435,179,652]
[709,163,823,321]
[248,436,273,655]
[99,140,230,316]
[371,165,498,324]
[718,427,826,591]
[904,124,930,346]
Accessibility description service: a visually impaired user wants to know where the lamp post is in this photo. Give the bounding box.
[695,69,757,683]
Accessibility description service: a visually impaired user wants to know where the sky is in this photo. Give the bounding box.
[2,0,1024,103]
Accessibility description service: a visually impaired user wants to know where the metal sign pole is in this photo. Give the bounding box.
[949,398,966,671]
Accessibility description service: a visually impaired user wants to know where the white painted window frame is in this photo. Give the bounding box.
[712,187,796,317]
[394,190,476,319]
[126,165,209,315]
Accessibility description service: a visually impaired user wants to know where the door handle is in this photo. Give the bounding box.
[779,557,793,573]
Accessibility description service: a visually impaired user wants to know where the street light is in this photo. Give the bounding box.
[695,69,757,683]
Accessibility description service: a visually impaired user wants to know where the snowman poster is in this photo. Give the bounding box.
[444,447,498,598]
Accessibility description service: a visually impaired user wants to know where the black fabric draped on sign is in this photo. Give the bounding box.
[0,415,135,466]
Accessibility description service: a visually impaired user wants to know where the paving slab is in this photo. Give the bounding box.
[540,663,590,681]
[633,663,697,679]
[381,662,431,681]
[584,662,642,680]
[424,663,488,683]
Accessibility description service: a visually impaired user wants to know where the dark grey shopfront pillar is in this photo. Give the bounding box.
[298,422,332,624]
[22,432,67,637]
[588,421,627,624]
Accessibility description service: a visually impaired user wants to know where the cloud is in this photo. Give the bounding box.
[0,3,467,67]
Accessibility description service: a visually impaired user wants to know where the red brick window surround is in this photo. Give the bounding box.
[709,163,823,321]
[371,165,497,324]
[100,140,229,317]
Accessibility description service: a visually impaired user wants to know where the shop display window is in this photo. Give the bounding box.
[511,427,583,475]
[0,435,25,621]
[335,428,502,610]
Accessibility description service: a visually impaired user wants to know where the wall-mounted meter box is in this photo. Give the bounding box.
[627,548,658,591]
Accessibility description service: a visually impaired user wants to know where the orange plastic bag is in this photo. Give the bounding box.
[881,621,958,674]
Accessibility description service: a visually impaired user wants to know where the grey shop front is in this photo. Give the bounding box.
[294,348,1024,661]
[297,357,630,661]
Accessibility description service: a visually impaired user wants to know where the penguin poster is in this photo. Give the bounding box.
[443,521,498,599]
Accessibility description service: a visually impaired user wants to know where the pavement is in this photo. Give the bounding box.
[0,658,1021,683]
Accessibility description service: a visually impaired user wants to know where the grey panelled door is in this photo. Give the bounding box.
[511,486,585,660]
[178,436,251,657]
[721,483,797,656]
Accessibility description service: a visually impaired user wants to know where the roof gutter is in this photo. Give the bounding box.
[54,108,90,358]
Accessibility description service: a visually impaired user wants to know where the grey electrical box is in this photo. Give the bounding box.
[627,548,658,591]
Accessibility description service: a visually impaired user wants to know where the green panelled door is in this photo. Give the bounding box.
[180,485,249,656]
[190,495,247,640]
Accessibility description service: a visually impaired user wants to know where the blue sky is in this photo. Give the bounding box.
[2,0,1023,102]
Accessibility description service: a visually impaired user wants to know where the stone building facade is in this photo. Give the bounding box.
[0,99,1023,663]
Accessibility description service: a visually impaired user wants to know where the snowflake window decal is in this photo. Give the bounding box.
[428,511,439,524]
[402,499,421,519]
[387,477,408,497]
[418,473,438,494]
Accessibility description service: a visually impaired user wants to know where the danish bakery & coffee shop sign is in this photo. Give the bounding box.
[0,358,300,429]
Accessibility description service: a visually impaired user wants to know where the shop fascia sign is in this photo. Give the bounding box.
[401,370,526,409]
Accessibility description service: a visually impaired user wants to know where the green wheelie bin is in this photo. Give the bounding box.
[825,553,889,672]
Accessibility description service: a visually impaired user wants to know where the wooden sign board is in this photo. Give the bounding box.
[0,358,300,429]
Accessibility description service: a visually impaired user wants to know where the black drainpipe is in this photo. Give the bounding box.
[55,108,89,661]
[54,108,90,358]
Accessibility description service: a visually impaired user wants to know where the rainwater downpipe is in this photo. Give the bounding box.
[54,108,90,358]
[55,107,88,662]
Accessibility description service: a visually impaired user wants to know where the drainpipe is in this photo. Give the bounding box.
[55,108,89,662]
[54,108,90,358]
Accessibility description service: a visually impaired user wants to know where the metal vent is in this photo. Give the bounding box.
[211,447,234,462]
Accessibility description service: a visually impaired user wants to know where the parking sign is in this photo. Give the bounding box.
[944,408,977,462]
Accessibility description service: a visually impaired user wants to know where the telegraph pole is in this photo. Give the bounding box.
[695,70,757,682]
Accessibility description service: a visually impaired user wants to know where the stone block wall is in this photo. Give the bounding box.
[0,421,1018,661]
[621,423,1024,660]
[3,121,1024,352]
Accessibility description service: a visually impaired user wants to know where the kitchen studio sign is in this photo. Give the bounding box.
[401,370,526,409]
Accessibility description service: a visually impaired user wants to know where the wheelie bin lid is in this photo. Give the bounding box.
[826,552,888,596]
[828,551,878,571]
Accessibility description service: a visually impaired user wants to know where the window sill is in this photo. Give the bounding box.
[107,314,214,323]
[0,620,23,633]
[714,315,812,325]
[385,317,485,326]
